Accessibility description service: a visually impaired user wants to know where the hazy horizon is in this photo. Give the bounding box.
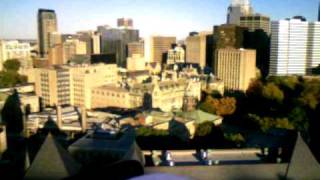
[0,0,319,40]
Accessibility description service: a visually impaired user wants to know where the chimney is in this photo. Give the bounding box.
[56,106,62,129]
[81,107,87,132]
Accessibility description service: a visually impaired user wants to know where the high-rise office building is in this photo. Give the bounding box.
[97,25,139,67]
[33,64,118,108]
[48,38,87,65]
[213,24,247,49]
[117,18,133,29]
[318,2,320,21]
[307,22,320,71]
[145,36,176,64]
[269,19,320,76]
[48,32,62,48]
[215,48,256,91]
[227,0,253,25]
[34,66,71,106]
[240,14,270,34]
[38,9,58,58]
[127,54,145,71]
[186,32,213,68]
[167,46,185,64]
[70,64,118,109]
[243,29,270,78]
[212,24,247,70]
[48,44,64,65]
[128,41,144,57]
[0,40,32,70]
[63,39,87,62]
[77,31,101,55]
[92,33,101,54]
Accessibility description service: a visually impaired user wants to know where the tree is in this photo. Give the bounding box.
[248,114,294,132]
[136,127,168,137]
[0,59,27,88]
[262,83,284,104]
[224,133,245,147]
[299,79,320,110]
[199,96,237,116]
[3,59,21,72]
[288,107,309,131]
[0,71,27,88]
[1,90,23,134]
[194,122,213,137]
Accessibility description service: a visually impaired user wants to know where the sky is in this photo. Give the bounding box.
[0,0,319,40]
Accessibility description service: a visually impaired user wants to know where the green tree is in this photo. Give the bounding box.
[0,59,27,88]
[224,133,245,147]
[194,122,213,137]
[299,79,320,109]
[288,107,309,131]
[248,114,294,132]
[1,90,23,134]
[262,83,284,104]
[199,96,237,116]
[136,127,168,137]
[3,59,21,72]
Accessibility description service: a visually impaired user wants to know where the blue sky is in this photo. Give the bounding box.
[0,0,319,39]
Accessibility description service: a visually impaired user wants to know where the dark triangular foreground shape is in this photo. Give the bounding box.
[286,133,320,179]
[25,133,81,180]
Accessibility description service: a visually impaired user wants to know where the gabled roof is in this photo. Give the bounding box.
[286,134,320,179]
[25,134,81,180]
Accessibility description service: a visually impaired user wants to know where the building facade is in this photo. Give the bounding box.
[167,46,185,64]
[185,32,213,68]
[227,0,253,25]
[91,79,189,112]
[215,48,256,91]
[97,26,139,67]
[318,2,320,22]
[213,24,247,49]
[0,40,32,70]
[128,41,144,57]
[69,64,118,109]
[269,19,320,76]
[117,18,133,29]
[145,36,176,64]
[127,54,146,71]
[38,9,58,58]
[33,64,118,108]
[48,38,87,65]
[240,14,270,34]
[77,31,101,55]
[34,66,71,106]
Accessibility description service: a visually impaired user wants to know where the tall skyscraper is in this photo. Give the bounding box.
[128,41,144,57]
[243,29,270,78]
[227,0,253,25]
[97,25,139,67]
[212,24,247,70]
[215,48,256,91]
[167,46,185,64]
[240,14,270,34]
[38,9,58,58]
[318,2,320,21]
[117,18,133,29]
[213,24,247,49]
[186,31,213,68]
[34,67,71,106]
[145,36,176,64]
[269,19,320,76]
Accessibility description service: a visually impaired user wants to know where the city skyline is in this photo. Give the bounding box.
[0,0,319,40]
